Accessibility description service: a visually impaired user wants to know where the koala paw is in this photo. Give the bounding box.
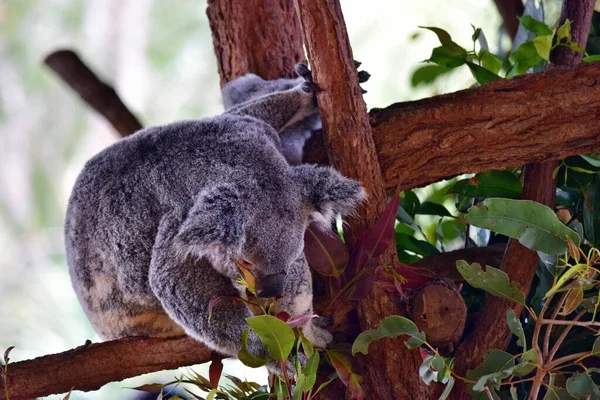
[303,323,333,349]
[294,63,321,94]
[354,59,370,93]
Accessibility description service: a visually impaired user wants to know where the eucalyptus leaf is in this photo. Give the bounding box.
[506,309,526,350]
[509,42,543,75]
[352,315,427,355]
[533,35,552,61]
[479,50,503,74]
[583,175,600,246]
[439,376,455,400]
[467,350,515,395]
[246,315,295,361]
[512,348,537,377]
[429,46,467,68]
[418,201,452,217]
[465,198,581,255]
[566,372,600,399]
[411,65,452,88]
[449,170,522,199]
[457,260,526,305]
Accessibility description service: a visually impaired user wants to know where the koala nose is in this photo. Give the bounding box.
[256,273,286,298]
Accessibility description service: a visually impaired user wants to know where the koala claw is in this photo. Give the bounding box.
[358,70,371,83]
[294,63,313,81]
[301,81,321,93]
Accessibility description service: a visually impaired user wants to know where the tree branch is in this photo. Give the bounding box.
[0,336,212,400]
[44,50,143,137]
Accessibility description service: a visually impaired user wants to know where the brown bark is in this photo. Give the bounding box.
[206,0,306,87]
[452,1,595,397]
[492,0,524,40]
[0,336,212,400]
[294,1,427,399]
[370,61,600,193]
[44,50,143,137]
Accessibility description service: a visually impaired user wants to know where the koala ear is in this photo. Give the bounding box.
[290,165,366,226]
[221,73,265,109]
[175,184,245,259]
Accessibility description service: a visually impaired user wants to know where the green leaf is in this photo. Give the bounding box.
[292,374,306,400]
[506,309,526,350]
[583,55,600,62]
[352,315,427,355]
[238,328,269,368]
[543,387,577,400]
[569,42,586,54]
[419,26,455,47]
[418,201,452,217]
[510,386,518,400]
[246,315,295,361]
[300,335,314,358]
[448,170,522,199]
[464,198,581,255]
[479,50,503,74]
[456,260,526,305]
[429,46,467,68]
[303,351,320,391]
[467,350,515,394]
[509,42,543,75]
[396,233,439,258]
[580,154,600,167]
[466,61,502,84]
[566,372,600,399]
[512,348,537,377]
[411,65,452,88]
[556,19,572,42]
[533,35,553,61]
[519,15,552,36]
[400,190,420,218]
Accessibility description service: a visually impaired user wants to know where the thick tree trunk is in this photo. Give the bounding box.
[294,1,428,399]
[206,0,306,86]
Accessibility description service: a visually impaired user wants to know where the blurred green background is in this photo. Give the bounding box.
[0,0,516,398]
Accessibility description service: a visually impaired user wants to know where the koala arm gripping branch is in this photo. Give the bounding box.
[148,211,267,359]
[225,81,319,134]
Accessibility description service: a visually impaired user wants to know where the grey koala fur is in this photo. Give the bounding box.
[222,73,322,166]
[65,65,365,367]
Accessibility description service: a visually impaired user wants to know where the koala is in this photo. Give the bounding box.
[222,61,370,165]
[65,64,365,367]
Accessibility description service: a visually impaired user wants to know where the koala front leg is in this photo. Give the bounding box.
[225,64,319,133]
[148,211,266,359]
[275,255,332,349]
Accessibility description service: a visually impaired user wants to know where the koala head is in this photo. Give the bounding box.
[175,166,365,297]
[222,73,302,109]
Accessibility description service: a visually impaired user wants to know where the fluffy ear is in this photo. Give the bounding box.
[221,73,265,109]
[291,165,366,226]
[175,184,245,260]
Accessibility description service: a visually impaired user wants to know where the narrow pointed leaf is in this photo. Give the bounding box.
[304,223,349,277]
[519,16,552,36]
[457,261,525,305]
[326,349,364,400]
[466,61,502,85]
[448,170,522,199]
[361,187,401,258]
[465,198,580,255]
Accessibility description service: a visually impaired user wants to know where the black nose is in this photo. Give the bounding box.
[256,273,286,298]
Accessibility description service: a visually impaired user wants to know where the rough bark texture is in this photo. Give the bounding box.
[0,336,212,400]
[206,0,306,86]
[370,61,600,192]
[294,1,428,399]
[493,0,524,39]
[44,50,143,137]
[452,1,595,397]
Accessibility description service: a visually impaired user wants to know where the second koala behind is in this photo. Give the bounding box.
[65,65,365,365]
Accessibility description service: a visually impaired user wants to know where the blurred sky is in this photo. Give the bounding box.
[0,0,508,398]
